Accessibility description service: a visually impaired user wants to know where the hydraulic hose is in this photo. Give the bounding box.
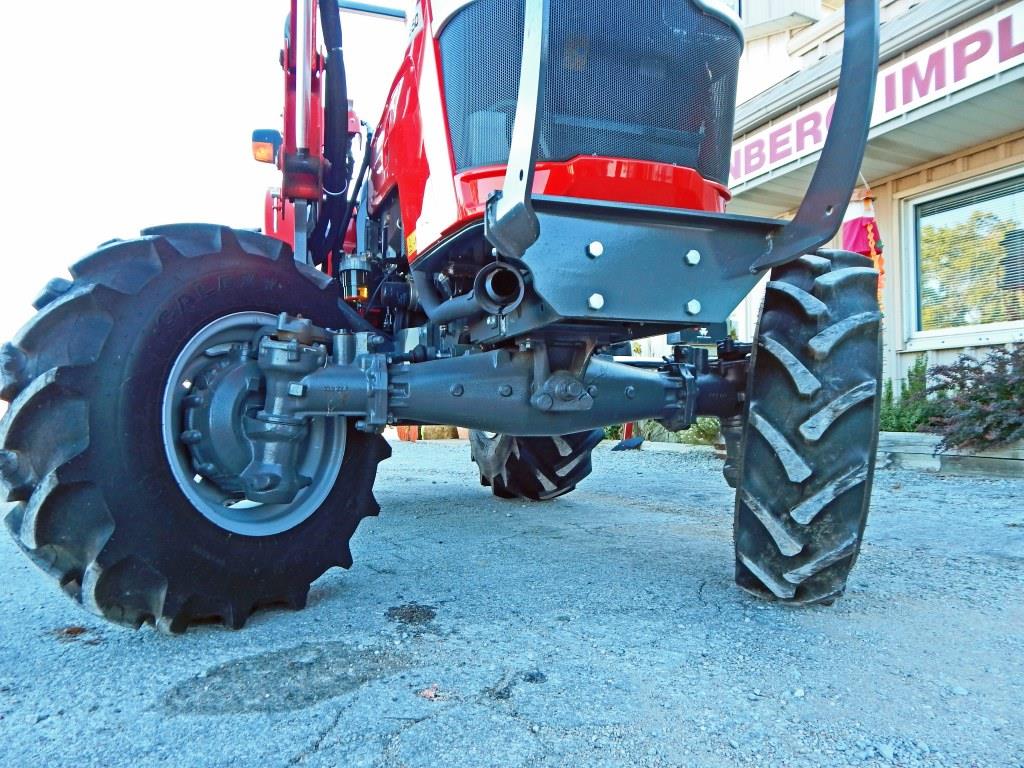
[310,0,351,265]
[411,269,515,325]
[412,269,443,317]
[327,126,373,264]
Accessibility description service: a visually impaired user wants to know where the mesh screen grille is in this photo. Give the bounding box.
[439,0,742,185]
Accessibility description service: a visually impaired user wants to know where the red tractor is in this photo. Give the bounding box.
[0,0,882,632]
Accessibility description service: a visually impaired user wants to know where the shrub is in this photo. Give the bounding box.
[927,346,1024,451]
[879,355,943,433]
[688,416,723,444]
[638,417,721,445]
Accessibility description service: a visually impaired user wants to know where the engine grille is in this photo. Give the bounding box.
[438,0,742,185]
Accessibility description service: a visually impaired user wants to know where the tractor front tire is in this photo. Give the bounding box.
[734,250,882,605]
[0,224,390,632]
[470,430,604,501]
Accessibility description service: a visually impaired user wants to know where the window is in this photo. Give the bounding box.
[913,174,1024,334]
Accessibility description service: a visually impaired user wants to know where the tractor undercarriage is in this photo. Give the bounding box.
[184,310,750,507]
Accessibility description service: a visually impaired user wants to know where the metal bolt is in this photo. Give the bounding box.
[586,385,598,398]
[586,241,605,259]
[624,386,637,400]
[450,383,464,397]
[288,382,307,398]
[486,315,498,328]
[686,299,702,315]
[498,384,513,397]
[555,379,584,400]
[685,249,702,266]
[180,430,203,445]
[588,293,605,311]
[535,393,555,411]
[245,376,262,392]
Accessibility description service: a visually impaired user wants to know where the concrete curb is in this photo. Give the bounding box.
[877,432,1023,479]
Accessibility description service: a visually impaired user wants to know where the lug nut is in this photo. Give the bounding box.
[586,241,605,259]
[686,299,702,315]
[685,249,702,266]
[535,393,554,411]
[588,293,605,311]
[180,430,203,445]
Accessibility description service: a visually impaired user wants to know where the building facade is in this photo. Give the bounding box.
[724,0,1024,385]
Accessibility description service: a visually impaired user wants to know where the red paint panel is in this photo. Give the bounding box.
[449,157,729,244]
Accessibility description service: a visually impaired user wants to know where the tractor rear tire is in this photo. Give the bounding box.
[470,430,604,501]
[733,250,882,605]
[0,224,390,632]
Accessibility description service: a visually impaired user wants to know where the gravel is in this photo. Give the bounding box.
[0,439,1021,767]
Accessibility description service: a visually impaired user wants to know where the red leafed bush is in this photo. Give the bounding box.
[927,346,1024,451]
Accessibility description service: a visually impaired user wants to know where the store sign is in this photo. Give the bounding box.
[730,3,1024,187]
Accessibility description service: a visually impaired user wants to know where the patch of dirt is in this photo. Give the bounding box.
[385,602,437,626]
[53,626,89,642]
[485,669,547,700]
[162,642,410,715]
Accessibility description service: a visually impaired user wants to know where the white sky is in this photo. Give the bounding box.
[0,1,412,339]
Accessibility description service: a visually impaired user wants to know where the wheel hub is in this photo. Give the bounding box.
[181,342,259,496]
[160,312,346,537]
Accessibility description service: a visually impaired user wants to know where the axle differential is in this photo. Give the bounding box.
[203,315,746,505]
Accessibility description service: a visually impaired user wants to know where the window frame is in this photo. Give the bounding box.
[900,165,1024,353]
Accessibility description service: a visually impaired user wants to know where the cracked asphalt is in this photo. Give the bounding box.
[0,440,1022,767]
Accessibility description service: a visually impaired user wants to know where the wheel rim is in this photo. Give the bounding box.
[160,312,346,537]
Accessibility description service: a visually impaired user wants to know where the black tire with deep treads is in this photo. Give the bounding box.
[0,224,390,632]
[470,429,604,501]
[734,250,882,605]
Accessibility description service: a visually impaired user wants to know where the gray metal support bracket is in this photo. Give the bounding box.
[484,0,549,261]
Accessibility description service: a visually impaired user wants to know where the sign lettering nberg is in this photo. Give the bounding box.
[729,4,1024,188]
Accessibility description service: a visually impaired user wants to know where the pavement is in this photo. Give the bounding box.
[0,440,1022,768]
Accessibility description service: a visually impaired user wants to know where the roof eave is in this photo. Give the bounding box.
[735,0,1003,135]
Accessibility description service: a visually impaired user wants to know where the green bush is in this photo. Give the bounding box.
[928,346,1024,451]
[879,355,943,433]
[688,416,723,444]
[638,417,721,445]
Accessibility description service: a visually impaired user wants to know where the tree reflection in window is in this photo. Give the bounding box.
[915,176,1024,333]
